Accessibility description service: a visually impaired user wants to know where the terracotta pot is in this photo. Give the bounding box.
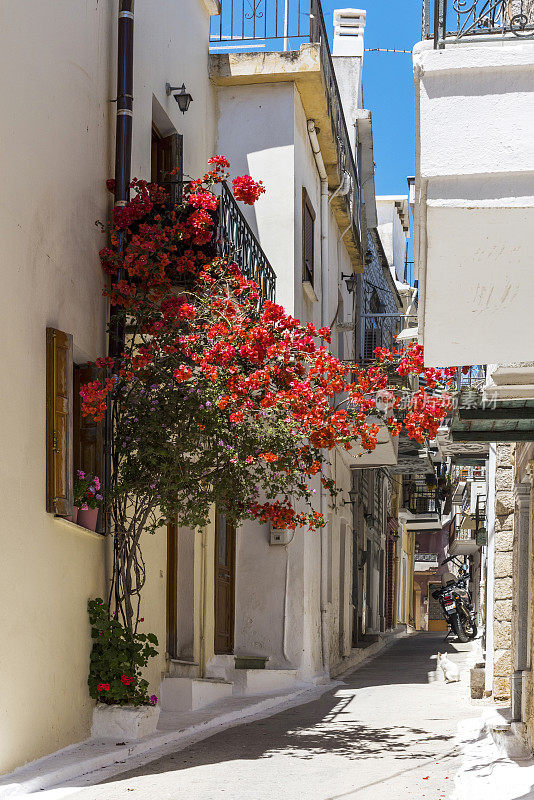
[77,507,99,531]
[64,506,79,523]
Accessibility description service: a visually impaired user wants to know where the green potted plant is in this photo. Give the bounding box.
[88,599,159,740]
[74,471,103,531]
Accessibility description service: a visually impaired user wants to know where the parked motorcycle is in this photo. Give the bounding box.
[431,556,477,642]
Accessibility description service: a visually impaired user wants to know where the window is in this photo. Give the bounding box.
[46,328,73,516]
[302,188,315,287]
[151,127,183,204]
[46,328,103,529]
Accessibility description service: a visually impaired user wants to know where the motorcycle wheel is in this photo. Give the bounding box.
[450,612,470,643]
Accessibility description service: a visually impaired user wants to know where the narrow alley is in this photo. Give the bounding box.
[54,634,475,800]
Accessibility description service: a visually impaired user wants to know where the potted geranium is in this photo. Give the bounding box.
[74,471,103,531]
[88,599,160,740]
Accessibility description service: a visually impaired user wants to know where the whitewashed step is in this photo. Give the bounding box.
[232,669,299,696]
[160,677,233,712]
[169,659,199,679]
[205,654,235,680]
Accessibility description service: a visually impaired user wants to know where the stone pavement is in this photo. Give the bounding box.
[48,633,479,800]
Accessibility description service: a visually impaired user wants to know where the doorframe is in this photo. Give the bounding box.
[166,521,178,659]
[214,512,236,655]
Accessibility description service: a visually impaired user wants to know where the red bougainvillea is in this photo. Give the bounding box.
[82,158,455,536]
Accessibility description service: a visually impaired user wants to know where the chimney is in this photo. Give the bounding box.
[333,8,366,58]
[331,8,366,152]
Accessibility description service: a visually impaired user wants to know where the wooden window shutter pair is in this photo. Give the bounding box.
[151,131,183,205]
[46,328,73,515]
[302,188,315,286]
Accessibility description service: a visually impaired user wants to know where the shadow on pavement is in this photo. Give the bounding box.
[99,633,458,784]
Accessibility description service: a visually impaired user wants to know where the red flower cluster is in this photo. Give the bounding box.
[97,683,110,692]
[120,674,134,686]
[232,175,265,205]
[83,158,462,532]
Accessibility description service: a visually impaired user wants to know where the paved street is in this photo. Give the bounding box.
[59,633,477,800]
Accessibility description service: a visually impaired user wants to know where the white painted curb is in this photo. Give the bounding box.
[0,683,338,798]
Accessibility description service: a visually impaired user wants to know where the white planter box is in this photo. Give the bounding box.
[91,704,160,741]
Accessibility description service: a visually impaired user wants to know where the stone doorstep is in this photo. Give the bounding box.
[0,683,337,799]
[484,707,532,760]
[159,676,233,712]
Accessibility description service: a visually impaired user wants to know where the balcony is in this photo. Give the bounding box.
[218,181,276,309]
[401,479,442,530]
[423,0,534,48]
[413,6,534,368]
[414,552,439,572]
[209,0,363,269]
[358,314,418,367]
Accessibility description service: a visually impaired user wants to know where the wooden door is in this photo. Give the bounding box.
[214,511,236,654]
[166,521,178,659]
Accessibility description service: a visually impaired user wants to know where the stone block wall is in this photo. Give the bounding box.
[493,444,514,701]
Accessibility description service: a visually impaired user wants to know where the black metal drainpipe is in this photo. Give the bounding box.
[105,0,134,545]
[112,0,134,355]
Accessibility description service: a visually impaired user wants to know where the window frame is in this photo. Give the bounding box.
[302,187,316,287]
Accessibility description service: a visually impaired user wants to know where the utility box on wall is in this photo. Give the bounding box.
[269,527,293,546]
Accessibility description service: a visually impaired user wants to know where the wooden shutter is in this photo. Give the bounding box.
[73,363,103,480]
[302,188,315,286]
[151,130,183,205]
[46,328,73,515]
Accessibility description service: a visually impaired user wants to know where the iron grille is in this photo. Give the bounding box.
[404,479,440,516]
[360,314,418,365]
[423,0,534,47]
[218,181,276,309]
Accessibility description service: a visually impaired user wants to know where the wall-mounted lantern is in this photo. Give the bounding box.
[165,83,193,114]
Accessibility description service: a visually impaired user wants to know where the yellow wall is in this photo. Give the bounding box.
[0,0,217,775]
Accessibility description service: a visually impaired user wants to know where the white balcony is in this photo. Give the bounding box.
[413,37,534,367]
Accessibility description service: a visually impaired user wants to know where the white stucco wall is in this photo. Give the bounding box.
[376,197,409,284]
[0,0,217,774]
[413,39,534,366]
[217,80,355,678]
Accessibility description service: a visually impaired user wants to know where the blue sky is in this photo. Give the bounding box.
[323,0,423,197]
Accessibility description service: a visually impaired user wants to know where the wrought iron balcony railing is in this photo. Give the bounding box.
[218,181,276,308]
[475,493,487,530]
[423,0,534,48]
[210,0,362,251]
[359,314,418,366]
[403,480,441,516]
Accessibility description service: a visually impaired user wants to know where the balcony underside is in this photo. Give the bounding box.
[420,201,534,367]
[209,44,363,272]
[451,399,534,443]
[449,538,479,556]
[336,418,398,468]
[435,427,489,464]
[402,511,442,531]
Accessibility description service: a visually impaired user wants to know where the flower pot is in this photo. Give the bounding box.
[91,703,160,741]
[77,507,99,531]
[64,506,79,523]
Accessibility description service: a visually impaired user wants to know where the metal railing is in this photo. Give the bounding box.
[210,0,362,250]
[475,493,487,530]
[218,181,276,308]
[359,314,418,365]
[423,0,534,47]
[403,480,441,516]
